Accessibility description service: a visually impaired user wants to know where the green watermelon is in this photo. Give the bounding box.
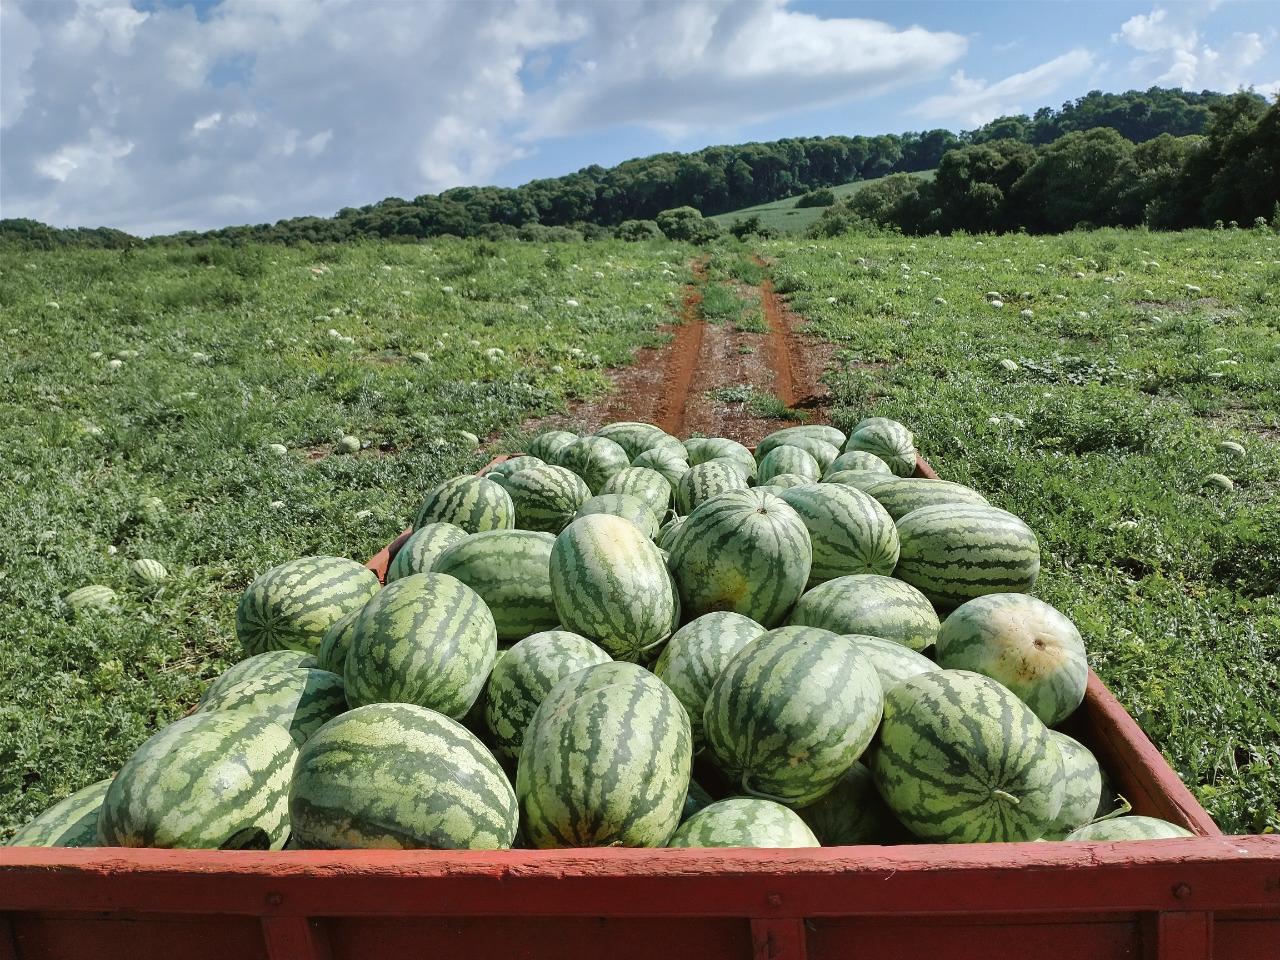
[824,451,892,477]
[935,594,1088,726]
[499,463,591,534]
[413,475,515,534]
[236,556,379,657]
[795,762,911,846]
[290,703,517,849]
[556,435,630,494]
[548,514,679,661]
[1065,816,1193,841]
[65,584,117,616]
[869,670,1065,843]
[1043,732,1105,840]
[344,572,496,719]
[484,455,545,481]
[7,779,111,847]
[668,489,811,628]
[756,425,847,458]
[681,780,715,822]
[197,667,347,745]
[653,612,766,749]
[787,574,939,652]
[575,493,661,539]
[596,421,676,460]
[845,417,916,477]
[685,437,755,476]
[484,630,612,760]
[668,798,818,848]
[430,529,559,642]
[600,466,673,518]
[894,504,1040,609]
[778,484,900,584]
[860,477,991,521]
[199,649,316,706]
[757,445,820,484]
[704,627,883,805]
[656,515,687,551]
[842,634,941,691]
[778,436,840,472]
[675,460,749,515]
[631,445,690,488]
[98,709,297,849]
[315,610,360,675]
[821,469,892,492]
[517,662,691,848]
[761,472,811,489]
[130,558,169,584]
[526,430,578,462]
[385,522,469,583]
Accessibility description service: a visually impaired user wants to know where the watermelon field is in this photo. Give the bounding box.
[1,227,1277,841]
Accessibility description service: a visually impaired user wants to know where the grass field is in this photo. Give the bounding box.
[710,170,936,234]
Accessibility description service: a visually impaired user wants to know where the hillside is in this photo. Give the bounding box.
[710,171,937,234]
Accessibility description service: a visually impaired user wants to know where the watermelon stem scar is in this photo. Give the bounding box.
[741,773,791,805]
[992,789,1021,805]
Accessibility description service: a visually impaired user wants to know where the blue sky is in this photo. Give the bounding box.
[2,0,1276,234]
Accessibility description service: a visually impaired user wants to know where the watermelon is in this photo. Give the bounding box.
[484,455,545,480]
[757,425,846,458]
[787,574,939,652]
[499,463,592,534]
[704,627,883,805]
[894,504,1040,609]
[668,489,811,628]
[796,762,911,846]
[777,436,840,472]
[596,421,676,460]
[1065,816,1193,842]
[842,634,941,691]
[385,522,469,583]
[236,556,380,657]
[130,558,169,584]
[556,435,630,493]
[600,466,673,518]
[548,514,679,661]
[861,477,991,521]
[315,610,360,674]
[98,709,298,849]
[778,484,900,584]
[1043,732,1105,840]
[754,485,784,497]
[757,445,820,484]
[197,667,347,745]
[517,662,691,848]
[575,493,661,539]
[668,798,818,848]
[413,475,515,534]
[430,530,559,642]
[681,780,715,822]
[685,437,755,475]
[631,446,690,488]
[484,630,612,760]
[845,417,916,477]
[821,469,891,492]
[65,584,117,616]
[762,472,811,490]
[675,460,749,515]
[656,515,687,551]
[290,703,517,850]
[7,779,111,847]
[653,612,766,749]
[868,670,1065,843]
[526,430,578,462]
[344,572,496,719]
[199,649,316,706]
[824,451,892,477]
[935,594,1088,725]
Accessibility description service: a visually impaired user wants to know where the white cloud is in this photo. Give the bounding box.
[36,130,135,184]
[1116,6,1274,92]
[913,49,1097,127]
[0,2,41,128]
[1117,9,1196,54]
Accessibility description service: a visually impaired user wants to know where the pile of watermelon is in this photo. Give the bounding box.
[12,418,1196,850]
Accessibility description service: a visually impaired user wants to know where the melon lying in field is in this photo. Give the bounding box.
[668,798,818,848]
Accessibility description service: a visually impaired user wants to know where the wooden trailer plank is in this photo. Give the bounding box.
[750,918,807,960]
[1141,911,1212,960]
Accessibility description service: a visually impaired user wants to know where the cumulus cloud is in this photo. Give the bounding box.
[912,49,1097,127]
[1115,6,1273,92]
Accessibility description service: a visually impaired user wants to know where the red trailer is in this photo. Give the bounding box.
[3,457,1278,960]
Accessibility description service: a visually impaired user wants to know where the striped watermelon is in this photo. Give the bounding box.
[757,445,820,484]
[681,780,715,821]
[787,574,939,652]
[668,489,811,628]
[601,466,673,518]
[499,463,591,534]
[756,425,847,458]
[236,556,380,657]
[197,667,347,745]
[575,493,661,539]
[778,484,900,584]
[430,530,559,642]
[631,446,690,488]
[385,522,469,583]
[842,634,941,691]
[484,455,545,481]
[548,514,679,661]
[894,504,1041,609]
[778,436,840,472]
[1043,732,1105,840]
[655,515,687,551]
[315,610,360,674]
[845,417,916,477]
[484,630,612,760]
[596,422,676,460]
[653,611,766,749]
[556,435,630,493]
[685,437,754,472]
[98,709,297,849]
[199,649,316,706]
[344,572,496,719]
[65,584,117,616]
[821,469,891,492]
[7,779,111,847]
[860,477,991,521]
[526,430,578,462]
[517,662,691,848]
[674,460,749,515]
[762,472,811,489]
[290,703,517,850]
[754,485,784,497]
[868,670,1065,843]
[704,627,884,805]
[824,451,892,477]
[668,798,818,848]
[413,475,515,534]
[1065,816,1193,841]
[935,594,1087,725]
[796,762,911,846]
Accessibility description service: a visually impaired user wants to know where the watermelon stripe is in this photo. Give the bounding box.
[236,557,380,657]
[430,530,559,642]
[414,475,515,534]
[7,779,112,847]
